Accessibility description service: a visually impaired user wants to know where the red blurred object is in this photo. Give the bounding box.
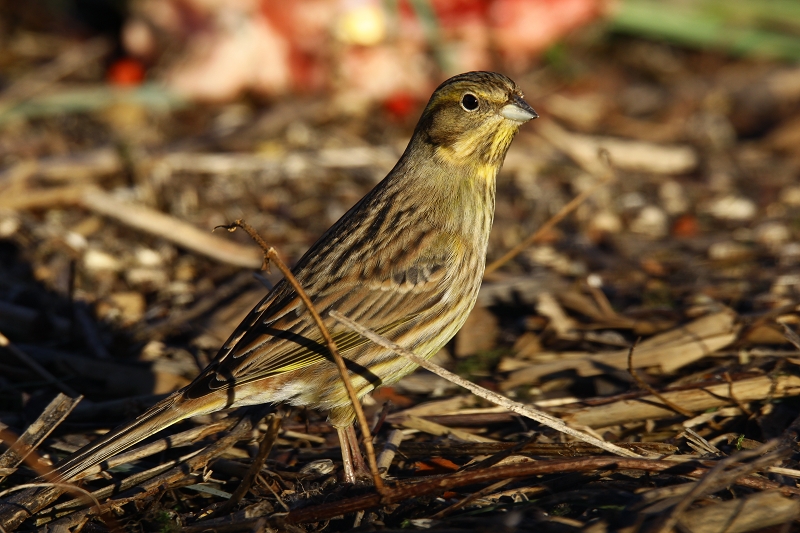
[122,0,606,102]
[107,58,146,86]
[383,91,418,120]
[413,457,461,472]
[489,0,603,67]
[370,386,415,408]
[672,214,699,238]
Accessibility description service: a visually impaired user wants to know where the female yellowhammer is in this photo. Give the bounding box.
[53,71,537,483]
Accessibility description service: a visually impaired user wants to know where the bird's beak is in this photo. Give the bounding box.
[500,94,538,124]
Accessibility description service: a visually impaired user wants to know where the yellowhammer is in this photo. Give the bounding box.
[54,71,537,483]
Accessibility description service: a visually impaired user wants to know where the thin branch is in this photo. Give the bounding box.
[430,478,512,519]
[38,407,268,530]
[778,320,800,352]
[723,371,752,417]
[219,220,385,493]
[329,310,642,458]
[0,394,82,481]
[216,415,281,515]
[287,455,800,524]
[651,440,788,533]
[627,340,694,418]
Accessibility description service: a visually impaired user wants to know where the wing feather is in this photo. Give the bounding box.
[183,222,463,401]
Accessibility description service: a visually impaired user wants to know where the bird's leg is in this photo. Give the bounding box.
[336,426,357,483]
[344,423,371,480]
[336,425,371,483]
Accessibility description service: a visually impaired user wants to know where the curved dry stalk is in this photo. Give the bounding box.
[627,340,694,418]
[220,220,385,493]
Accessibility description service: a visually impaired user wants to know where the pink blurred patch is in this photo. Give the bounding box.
[121,0,605,103]
[166,11,291,102]
[490,0,604,67]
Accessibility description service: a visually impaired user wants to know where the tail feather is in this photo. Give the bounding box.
[52,395,187,482]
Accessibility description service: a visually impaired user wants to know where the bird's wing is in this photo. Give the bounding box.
[183,225,462,400]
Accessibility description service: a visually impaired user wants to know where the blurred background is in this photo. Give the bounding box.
[3,0,800,529]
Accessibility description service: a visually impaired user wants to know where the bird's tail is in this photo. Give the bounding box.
[51,394,193,482]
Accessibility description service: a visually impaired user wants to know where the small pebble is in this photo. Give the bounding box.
[109,291,146,325]
[708,241,752,261]
[0,212,20,238]
[126,267,169,287]
[630,205,668,238]
[659,180,689,214]
[705,195,757,221]
[589,210,623,234]
[780,242,800,265]
[135,247,163,267]
[64,232,88,253]
[780,185,800,206]
[755,222,790,247]
[84,249,122,272]
[619,191,646,211]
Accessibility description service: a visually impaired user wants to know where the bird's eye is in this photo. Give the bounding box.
[460,93,479,111]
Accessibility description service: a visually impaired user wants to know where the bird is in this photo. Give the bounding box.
[52,71,537,483]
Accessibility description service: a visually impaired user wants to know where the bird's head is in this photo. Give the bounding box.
[414,71,537,166]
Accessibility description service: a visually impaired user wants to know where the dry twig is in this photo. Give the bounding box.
[329,309,642,458]
[0,394,81,480]
[216,415,281,515]
[220,220,385,492]
[627,339,694,418]
[287,455,799,524]
[650,441,788,533]
[38,407,269,530]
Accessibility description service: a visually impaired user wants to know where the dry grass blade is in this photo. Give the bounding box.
[394,414,498,443]
[675,490,800,533]
[563,373,800,428]
[627,340,694,418]
[286,456,800,524]
[0,394,81,479]
[220,220,384,492]
[39,406,269,530]
[51,451,202,513]
[82,189,263,268]
[650,440,789,533]
[536,119,698,175]
[778,320,800,352]
[329,309,642,458]
[69,420,232,482]
[503,310,739,387]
